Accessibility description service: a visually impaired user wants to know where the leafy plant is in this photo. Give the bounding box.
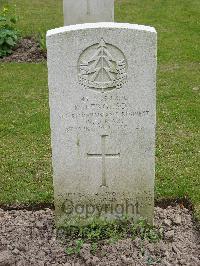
[65,239,84,255]
[146,256,161,265]
[74,239,84,254]
[60,217,161,244]
[37,31,46,51]
[62,217,162,257]
[0,6,20,58]
[131,219,161,243]
[91,242,98,255]
[65,246,74,255]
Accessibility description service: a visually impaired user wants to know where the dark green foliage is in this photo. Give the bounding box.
[60,217,161,243]
[63,218,161,255]
[0,6,19,57]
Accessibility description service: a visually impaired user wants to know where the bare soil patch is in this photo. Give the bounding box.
[0,206,199,266]
[0,37,46,63]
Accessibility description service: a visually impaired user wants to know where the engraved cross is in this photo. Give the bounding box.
[87,135,120,187]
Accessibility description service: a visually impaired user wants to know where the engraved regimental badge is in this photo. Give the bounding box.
[78,38,127,92]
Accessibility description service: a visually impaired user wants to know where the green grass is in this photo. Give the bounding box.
[156,63,200,217]
[0,63,53,203]
[0,0,63,36]
[0,1,199,217]
[115,0,200,65]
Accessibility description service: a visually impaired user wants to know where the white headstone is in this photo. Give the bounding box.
[63,0,114,25]
[47,23,157,226]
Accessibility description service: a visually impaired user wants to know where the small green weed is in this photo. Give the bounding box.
[131,219,161,243]
[91,242,98,255]
[65,239,84,255]
[0,5,20,57]
[146,256,161,265]
[65,247,74,255]
[37,31,46,51]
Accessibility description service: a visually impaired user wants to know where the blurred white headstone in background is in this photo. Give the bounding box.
[63,0,114,25]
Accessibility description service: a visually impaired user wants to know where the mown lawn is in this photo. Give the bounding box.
[0,0,199,218]
[0,63,53,203]
[0,0,63,36]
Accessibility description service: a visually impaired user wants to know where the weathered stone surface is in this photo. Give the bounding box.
[63,0,114,25]
[47,22,157,226]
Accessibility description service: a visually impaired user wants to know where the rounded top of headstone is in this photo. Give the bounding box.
[47,22,156,37]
